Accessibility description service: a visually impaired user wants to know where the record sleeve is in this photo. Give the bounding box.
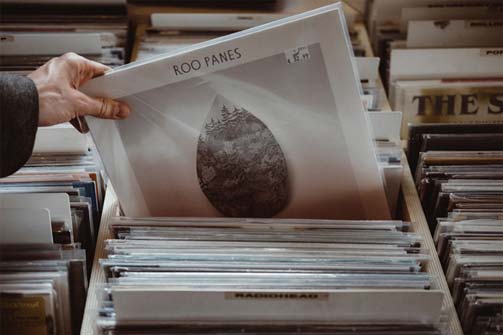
[82,3,390,219]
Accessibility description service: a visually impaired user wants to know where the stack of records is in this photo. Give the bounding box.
[407,122,503,335]
[435,219,503,335]
[96,217,448,334]
[1,2,124,331]
[367,0,503,139]
[0,125,105,334]
[0,1,128,75]
[408,123,503,227]
[134,6,360,61]
[0,245,87,335]
[134,13,286,61]
[0,129,104,267]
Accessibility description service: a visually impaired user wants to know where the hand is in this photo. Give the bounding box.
[28,52,130,127]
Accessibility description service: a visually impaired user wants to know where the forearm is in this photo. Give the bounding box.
[0,74,39,178]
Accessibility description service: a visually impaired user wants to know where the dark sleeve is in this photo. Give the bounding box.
[0,74,39,178]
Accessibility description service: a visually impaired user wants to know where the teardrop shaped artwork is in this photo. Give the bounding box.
[197,94,289,217]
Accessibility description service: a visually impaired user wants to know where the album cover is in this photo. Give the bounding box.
[0,288,56,335]
[0,246,88,335]
[83,4,390,219]
[392,79,503,138]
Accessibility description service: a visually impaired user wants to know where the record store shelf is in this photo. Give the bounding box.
[81,156,463,335]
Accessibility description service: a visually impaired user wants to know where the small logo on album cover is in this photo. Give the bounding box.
[285,46,311,64]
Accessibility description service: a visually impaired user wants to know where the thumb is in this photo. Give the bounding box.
[74,91,130,120]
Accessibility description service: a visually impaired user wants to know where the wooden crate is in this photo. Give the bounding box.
[81,6,461,334]
[80,157,463,335]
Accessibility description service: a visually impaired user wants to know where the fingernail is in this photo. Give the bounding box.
[116,103,130,119]
[113,104,121,119]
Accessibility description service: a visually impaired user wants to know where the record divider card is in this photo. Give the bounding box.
[127,0,343,26]
[80,155,463,335]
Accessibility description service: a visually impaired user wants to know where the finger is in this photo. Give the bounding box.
[59,52,111,87]
[74,91,130,120]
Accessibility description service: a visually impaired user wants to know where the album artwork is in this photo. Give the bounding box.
[84,4,390,219]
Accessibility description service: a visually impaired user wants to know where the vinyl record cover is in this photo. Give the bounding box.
[393,79,503,138]
[82,3,390,219]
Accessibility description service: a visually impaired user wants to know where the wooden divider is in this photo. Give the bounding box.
[81,184,119,335]
[400,157,463,335]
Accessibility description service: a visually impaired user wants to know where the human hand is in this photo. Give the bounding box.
[28,52,130,127]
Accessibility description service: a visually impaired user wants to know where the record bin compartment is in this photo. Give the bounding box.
[80,6,460,334]
[80,156,463,335]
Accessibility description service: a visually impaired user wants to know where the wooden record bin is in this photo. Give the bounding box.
[81,157,463,335]
[81,7,462,335]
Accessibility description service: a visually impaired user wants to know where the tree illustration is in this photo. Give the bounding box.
[221,105,231,121]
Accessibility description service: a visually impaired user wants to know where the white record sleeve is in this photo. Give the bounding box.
[0,32,102,56]
[112,288,444,324]
[82,3,390,219]
[0,193,73,235]
[406,19,503,49]
[0,208,53,244]
[151,13,289,31]
[33,123,89,154]
[368,0,490,35]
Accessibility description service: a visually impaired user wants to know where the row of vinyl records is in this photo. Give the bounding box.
[0,0,110,318]
[0,134,104,335]
[0,1,363,74]
[367,2,503,334]
[407,124,503,335]
[92,217,450,335]
[367,0,503,139]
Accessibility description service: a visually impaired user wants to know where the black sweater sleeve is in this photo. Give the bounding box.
[0,74,39,178]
